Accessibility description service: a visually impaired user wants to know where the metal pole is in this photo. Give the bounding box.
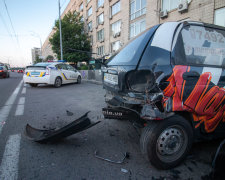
[58,0,63,60]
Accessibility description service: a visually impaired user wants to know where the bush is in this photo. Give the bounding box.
[80,65,88,70]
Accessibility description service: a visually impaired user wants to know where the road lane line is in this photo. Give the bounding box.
[0,80,23,134]
[0,134,21,180]
[15,97,25,116]
[18,97,25,105]
[15,105,24,116]
[21,87,26,94]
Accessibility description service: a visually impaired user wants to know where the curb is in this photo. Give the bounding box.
[83,79,102,85]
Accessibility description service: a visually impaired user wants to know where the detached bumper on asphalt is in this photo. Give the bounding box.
[24,112,100,143]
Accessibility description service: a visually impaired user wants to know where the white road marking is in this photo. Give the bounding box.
[21,87,26,94]
[18,97,25,105]
[15,97,25,116]
[0,134,21,180]
[15,105,24,116]
[0,80,23,134]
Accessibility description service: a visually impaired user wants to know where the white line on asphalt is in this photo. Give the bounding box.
[15,97,25,116]
[21,87,26,94]
[0,80,23,134]
[15,105,24,116]
[0,134,21,180]
[18,97,25,105]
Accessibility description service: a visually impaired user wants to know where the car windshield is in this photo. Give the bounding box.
[34,63,53,67]
[107,25,159,66]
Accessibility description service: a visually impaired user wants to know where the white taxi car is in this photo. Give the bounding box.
[23,62,81,87]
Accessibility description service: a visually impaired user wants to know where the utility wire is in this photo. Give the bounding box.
[3,0,20,47]
[0,11,14,41]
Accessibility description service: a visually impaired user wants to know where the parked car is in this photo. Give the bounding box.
[102,21,225,169]
[23,62,81,87]
[0,65,10,78]
[17,69,24,73]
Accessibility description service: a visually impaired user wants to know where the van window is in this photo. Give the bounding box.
[172,25,225,68]
[107,25,159,66]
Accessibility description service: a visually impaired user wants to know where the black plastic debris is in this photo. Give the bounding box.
[25,112,100,143]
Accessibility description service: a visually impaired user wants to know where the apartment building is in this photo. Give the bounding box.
[42,0,225,60]
[31,47,41,64]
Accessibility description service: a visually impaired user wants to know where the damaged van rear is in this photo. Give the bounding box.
[102,21,225,169]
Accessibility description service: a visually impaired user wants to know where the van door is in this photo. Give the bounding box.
[171,23,225,134]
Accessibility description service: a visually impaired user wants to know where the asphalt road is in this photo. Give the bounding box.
[0,72,221,180]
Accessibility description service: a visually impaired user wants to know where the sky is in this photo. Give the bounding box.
[0,0,70,67]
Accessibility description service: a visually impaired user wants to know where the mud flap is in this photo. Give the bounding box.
[24,112,100,143]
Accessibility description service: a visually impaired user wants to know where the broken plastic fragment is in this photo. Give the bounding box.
[94,150,129,164]
[24,112,100,143]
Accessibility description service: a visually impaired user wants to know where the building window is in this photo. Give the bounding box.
[88,21,93,32]
[130,0,146,20]
[97,46,104,55]
[97,13,104,25]
[97,29,104,42]
[214,7,225,27]
[111,1,120,17]
[111,20,121,36]
[111,41,121,52]
[80,3,83,11]
[161,0,190,11]
[87,0,91,4]
[130,19,146,39]
[97,0,104,8]
[90,35,93,45]
[88,7,92,17]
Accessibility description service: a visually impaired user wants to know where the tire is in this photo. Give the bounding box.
[54,77,62,88]
[76,76,81,84]
[140,115,193,169]
[30,83,38,87]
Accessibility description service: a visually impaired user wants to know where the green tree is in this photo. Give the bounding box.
[49,11,91,63]
[34,55,42,64]
[46,55,54,61]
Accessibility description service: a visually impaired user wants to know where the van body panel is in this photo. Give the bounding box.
[103,21,225,139]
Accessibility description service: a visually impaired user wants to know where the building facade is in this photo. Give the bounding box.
[31,47,41,64]
[42,0,225,59]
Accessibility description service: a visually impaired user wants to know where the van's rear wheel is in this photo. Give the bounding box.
[140,115,193,169]
[54,77,62,88]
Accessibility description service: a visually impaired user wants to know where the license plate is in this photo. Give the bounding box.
[104,73,118,85]
[31,71,40,76]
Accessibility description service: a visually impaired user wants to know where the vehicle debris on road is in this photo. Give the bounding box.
[24,112,100,143]
[94,150,130,164]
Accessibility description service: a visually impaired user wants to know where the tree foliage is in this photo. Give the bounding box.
[49,11,91,63]
[45,55,54,61]
[34,55,42,64]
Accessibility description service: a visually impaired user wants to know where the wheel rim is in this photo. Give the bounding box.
[156,125,188,163]
[55,78,61,87]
